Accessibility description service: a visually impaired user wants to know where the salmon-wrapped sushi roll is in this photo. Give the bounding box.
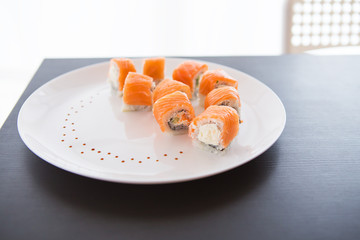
[198,69,238,106]
[172,61,208,95]
[189,105,239,152]
[152,78,192,103]
[143,57,165,85]
[153,91,195,135]
[122,72,153,112]
[107,58,136,96]
[205,86,241,120]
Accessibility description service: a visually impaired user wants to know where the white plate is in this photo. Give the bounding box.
[18,58,286,184]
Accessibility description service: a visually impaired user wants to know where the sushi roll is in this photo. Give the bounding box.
[172,61,208,96]
[198,69,238,107]
[153,91,195,135]
[189,105,239,152]
[122,72,153,111]
[143,57,165,85]
[152,78,192,103]
[107,58,136,96]
[205,86,241,121]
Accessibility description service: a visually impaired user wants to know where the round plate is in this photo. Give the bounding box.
[18,58,286,184]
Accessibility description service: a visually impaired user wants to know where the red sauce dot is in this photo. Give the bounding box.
[139,161,142,163]
[72,129,75,131]
[100,158,104,160]
[67,114,70,116]
[97,151,101,153]
[121,160,125,163]
[131,158,134,160]
[164,154,167,156]
[175,158,178,160]
[69,146,72,148]
[65,119,68,121]
[115,156,119,158]
[91,148,95,151]
[180,151,183,154]
[61,140,64,142]
[81,152,84,154]
[63,126,66,128]
[63,134,66,136]
[71,123,74,125]
[75,137,78,140]
[147,157,150,159]
[156,160,159,162]
[108,152,111,155]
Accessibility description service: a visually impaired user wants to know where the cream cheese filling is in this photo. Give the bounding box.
[197,124,221,145]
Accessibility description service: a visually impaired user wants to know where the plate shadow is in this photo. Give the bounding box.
[26,143,280,220]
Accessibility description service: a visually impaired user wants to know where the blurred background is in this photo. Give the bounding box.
[1,0,359,127]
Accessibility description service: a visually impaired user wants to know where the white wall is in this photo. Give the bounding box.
[0,0,287,127]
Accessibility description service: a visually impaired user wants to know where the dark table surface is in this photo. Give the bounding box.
[1,56,360,240]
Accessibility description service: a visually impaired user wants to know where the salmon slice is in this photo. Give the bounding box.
[122,72,153,111]
[107,58,136,95]
[189,105,239,151]
[205,86,241,120]
[198,69,238,106]
[153,91,195,135]
[143,57,165,84]
[172,61,208,95]
[152,78,192,104]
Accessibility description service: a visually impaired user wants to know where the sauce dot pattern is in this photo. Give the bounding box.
[59,92,184,164]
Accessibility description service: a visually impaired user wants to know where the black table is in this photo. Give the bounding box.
[1,56,360,240]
